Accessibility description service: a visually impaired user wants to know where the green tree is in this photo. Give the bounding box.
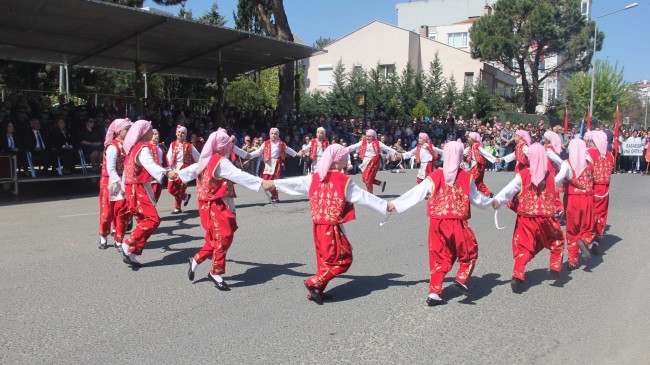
[567,59,630,123]
[443,75,458,111]
[226,78,271,111]
[313,37,335,48]
[455,85,474,120]
[411,100,430,120]
[198,2,227,26]
[424,52,445,118]
[398,63,418,118]
[327,60,351,116]
[301,90,330,116]
[472,81,495,119]
[470,0,600,114]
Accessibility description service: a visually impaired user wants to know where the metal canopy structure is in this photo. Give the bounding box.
[0,0,324,79]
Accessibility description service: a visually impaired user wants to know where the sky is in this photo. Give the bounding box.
[144,0,649,83]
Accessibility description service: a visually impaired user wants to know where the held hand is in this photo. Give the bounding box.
[246,153,252,160]
[346,164,353,171]
[394,152,402,160]
[261,180,274,191]
[387,201,396,212]
[491,199,500,209]
[296,150,304,158]
[166,170,179,181]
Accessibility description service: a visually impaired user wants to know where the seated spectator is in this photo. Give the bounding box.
[77,118,104,172]
[51,118,75,174]
[25,118,57,176]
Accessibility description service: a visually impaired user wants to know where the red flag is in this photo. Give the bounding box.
[587,107,591,131]
[563,106,569,132]
[613,104,620,153]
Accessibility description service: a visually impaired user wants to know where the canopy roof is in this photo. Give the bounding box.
[0,0,324,79]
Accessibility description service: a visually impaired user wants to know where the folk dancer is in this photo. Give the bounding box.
[166,125,200,214]
[98,118,132,250]
[464,132,497,197]
[584,131,614,254]
[148,129,166,203]
[554,138,596,270]
[121,120,178,267]
[492,144,565,293]
[301,127,329,173]
[247,128,303,203]
[346,129,400,193]
[180,130,273,290]
[543,131,565,216]
[387,141,493,306]
[401,132,439,183]
[272,145,388,304]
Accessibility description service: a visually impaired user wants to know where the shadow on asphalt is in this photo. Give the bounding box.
[585,233,622,271]
[522,267,572,293]
[441,273,510,304]
[225,260,307,288]
[325,273,428,302]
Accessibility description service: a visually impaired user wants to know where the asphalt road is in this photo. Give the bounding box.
[0,170,648,364]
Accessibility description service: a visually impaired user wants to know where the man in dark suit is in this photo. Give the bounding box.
[603,124,614,152]
[24,118,57,176]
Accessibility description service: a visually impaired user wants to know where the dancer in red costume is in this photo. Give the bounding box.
[492,143,565,293]
[346,129,400,193]
[584,131,614,254]
[388,141,493,306]
[98,118,132,250]
[543,131,565,216]
[272,144,389,304]
[555,138,595,270]
[300,126,329,172]
[247,128,302,203]
[121,120,178,267]
[180,130,274,290]
[148,129,166,203]
[402,133,439,183]
[464,132,497,197]
[166,125,200,214]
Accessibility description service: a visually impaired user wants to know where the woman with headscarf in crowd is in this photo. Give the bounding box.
[463,132,497,197]
[98,118,132,250]
[555,138,596,270]
[246,127,302,203]
[300,126,329,173]
[166,125,200,214]
[543,130,566,217]
[584,130,614,254]
[387,141,493,306]
[181,130,273,291]
[271,144,388,304]
[121,120,178,267]
[401,132,439,183]
[346,129,400,193]
[492,144,566,293]
[148,129,166,203]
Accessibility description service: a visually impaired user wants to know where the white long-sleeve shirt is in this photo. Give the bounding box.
[138,146,167,183]
[273,174,388,216]
[502,145,563,167]
[249,140,298,159]
[493,174,523,207]
[464,145,497,164]
[177,159,262,213]
[346,140,396,158]
[391,177,493,214]
[105,145,122,185]
[166,143,201,170]
[402,144,436,163]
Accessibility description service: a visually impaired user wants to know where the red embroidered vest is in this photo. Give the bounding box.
[359,139,380,159]
[309,170,356,225]
[587,148,613,186]
[545,145,560,173]
[515,141,529,170]
[263,140,287,163]
[416,143,437,164]
[196,154,236,202]
[147,142,162,167]
[515,168,556,217]
[466,143,485,166]
[566,161,594,195]
[310,139,329,161]
[169,141,194,167]
[101,139,126,177]
[426,169,471,220]
[123,142,153,185]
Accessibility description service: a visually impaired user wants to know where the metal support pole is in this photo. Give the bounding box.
[588,21,598,120]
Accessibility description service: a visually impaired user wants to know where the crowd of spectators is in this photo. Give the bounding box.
[1,91,649,178]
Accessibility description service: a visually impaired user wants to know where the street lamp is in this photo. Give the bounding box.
[588,2,638,122]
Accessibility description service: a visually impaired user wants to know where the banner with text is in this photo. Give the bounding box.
[622,142,644,156]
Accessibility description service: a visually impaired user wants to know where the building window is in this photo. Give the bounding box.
[428,31,437,41]
[318,65,333,86]
[447,32,468,48]
[464,72,474,87]
[378,64,396,78]
[581,1,589,15]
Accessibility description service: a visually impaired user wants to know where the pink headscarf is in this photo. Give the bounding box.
[316,144,350,181]
[316,126,326,135]
[468,132,482,143]
[104,118,132,146]
[515,130,531,145]
[527,143,548,187]
[543,131,562,153]
[418,132,430,144]
[176,125,187,134]
[365,129,377,139]
[123,120,151,153]
[591,131,608,157]
[269,127,280,139]
[442,141,464,186]
[196,129,236,174]
[568,138,587,178]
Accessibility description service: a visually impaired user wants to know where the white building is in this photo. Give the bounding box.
[396,0,497,34]
[304,21,515,97]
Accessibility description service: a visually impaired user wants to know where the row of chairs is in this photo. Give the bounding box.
[24,149,91,178]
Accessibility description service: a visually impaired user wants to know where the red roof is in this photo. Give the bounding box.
[452,17,481,25]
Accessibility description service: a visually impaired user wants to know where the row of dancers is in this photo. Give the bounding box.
[97,120,612,306]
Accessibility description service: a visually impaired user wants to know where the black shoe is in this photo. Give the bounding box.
[187,258,195,281]
[426,296,447,306]
[549,269,560,279]
[450,281,470,296]
[577,240,591,260]
[304,281,323,305]
[127,219,133,232]
[511,278,524,294]
[117,244,127,260]
[183,194,191,207]
[123,254,143,267]
[208,274,230,291]
[172,208,182,214]
[381,181,387,193]
[566,263,579,271]
[98,239,108,250]
[591,242,600,256]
